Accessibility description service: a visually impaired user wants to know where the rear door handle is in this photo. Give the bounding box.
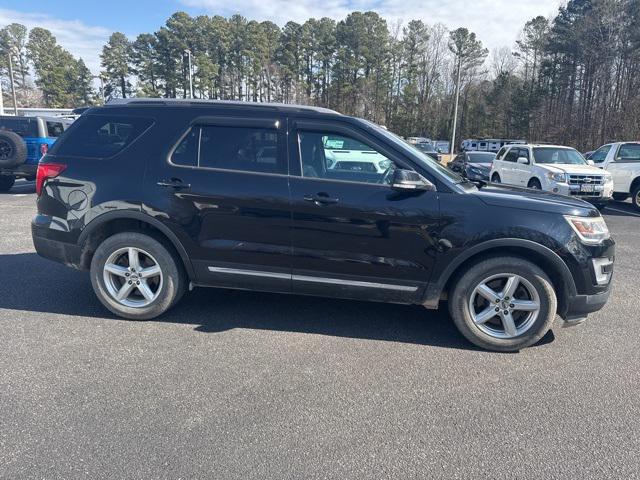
[303,193,339,205]
[157,178,191,189]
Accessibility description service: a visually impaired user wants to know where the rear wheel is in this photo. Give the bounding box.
[90,232,187,320]
[448,257,557,352]
[491,173,501,183]
[632,184,640,212]
[0,175,15,192]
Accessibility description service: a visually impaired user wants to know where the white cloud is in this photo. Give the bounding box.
[181,0,564,51]
[0,8,110,74]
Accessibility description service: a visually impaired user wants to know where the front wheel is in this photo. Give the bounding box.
[528,178,542,190]
[90,232,187,320]
[491,173,501,183]
[632,184,640,212]
[448,257,557,352]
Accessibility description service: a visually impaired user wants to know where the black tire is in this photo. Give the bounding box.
[491,173,501,183]
[528,178,542,189]
[632,184,640,212]
[90,232,187,320]
[0,175,15,192]
[448,256,557,352]
[0,131,28,168]
[612,193,628,202]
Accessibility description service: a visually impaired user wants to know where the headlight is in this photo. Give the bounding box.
[546,172,567,183]
[564,215,610,244]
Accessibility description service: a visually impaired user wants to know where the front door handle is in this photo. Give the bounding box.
[157,178,191,189]
[303,193,339,205]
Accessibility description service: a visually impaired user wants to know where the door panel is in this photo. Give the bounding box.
[289,121,440,303]
[146,115,292,293]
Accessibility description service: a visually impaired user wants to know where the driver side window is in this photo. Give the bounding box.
[298,131,396,185]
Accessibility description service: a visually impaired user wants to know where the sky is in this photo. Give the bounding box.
[0,0,563,74]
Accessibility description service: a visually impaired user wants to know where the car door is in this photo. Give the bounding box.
[609,143,640,192]
[287,118,441,304]
[512,147,532,186]
[148,112,292,293]
[500,147,519,184]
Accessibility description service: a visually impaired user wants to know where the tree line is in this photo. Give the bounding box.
[1,0,639,151]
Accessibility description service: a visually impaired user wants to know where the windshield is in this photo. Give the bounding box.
[533,147,586,165]
[414,143,435,152]
[467,152,495,164]
[357,119,463,183]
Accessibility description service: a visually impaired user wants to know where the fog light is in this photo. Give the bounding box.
[592,257,613,285]
[553,187,559,193]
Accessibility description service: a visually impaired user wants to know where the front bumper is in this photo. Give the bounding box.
[551,181,614,203]
[564,288,611,323]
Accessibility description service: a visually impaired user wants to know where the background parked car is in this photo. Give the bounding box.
[0,115,74,192]
[448,151,495,182]
[412,142,442,162]
[585,141,640,210]
[490,144,613,209]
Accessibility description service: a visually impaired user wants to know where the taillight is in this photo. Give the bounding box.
[40,143,49,157]
[36,163,67,196]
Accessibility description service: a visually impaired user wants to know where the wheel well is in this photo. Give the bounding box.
[630,177,640,193]
[528,177,541,187]
[79,218,191,278]
[491,172,500,180]
[442,246,568,315]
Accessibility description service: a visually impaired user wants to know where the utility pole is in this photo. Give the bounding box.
[184,49,193,99]
[450,56,462,155]
[95,75,106,103]
[8,52,18,115]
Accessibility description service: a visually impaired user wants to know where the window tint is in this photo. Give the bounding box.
[50,115,153,158]
[171,128,199,166]
[46,121,65,138]
[0,117,38,138]
[299,131,396,185]
[518,148,530,160]
[199,126,281,173]
[590,145,611,163]
[496,147,507,159]
[618,143,640,161]
[504,148,519,162]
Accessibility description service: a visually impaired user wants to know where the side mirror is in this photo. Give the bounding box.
[587,159,595,166]
[392,169,436,191]
[517,157,529,164]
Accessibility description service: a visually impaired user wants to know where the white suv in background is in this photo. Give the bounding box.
[490,144,613,208]
[586,142,640,210]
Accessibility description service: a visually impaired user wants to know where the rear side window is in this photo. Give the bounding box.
[50,115,153,158]
[618,143,640,161]
[496,147,507,159]
[46,121,65,138]
[171,125,283,174]
[0,117,38,138]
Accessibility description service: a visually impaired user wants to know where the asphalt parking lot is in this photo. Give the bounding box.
[1,180,639,479]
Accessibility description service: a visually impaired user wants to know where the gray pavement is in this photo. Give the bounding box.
[1,181,639,479]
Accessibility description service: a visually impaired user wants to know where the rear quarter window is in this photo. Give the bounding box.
[49,115,153,158]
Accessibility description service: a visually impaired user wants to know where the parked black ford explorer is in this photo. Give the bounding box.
[31,99,614,351]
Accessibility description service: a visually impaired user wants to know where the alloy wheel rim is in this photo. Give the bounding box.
[103,247,163,308]
[468,273,540,339]
[0,140,13,160]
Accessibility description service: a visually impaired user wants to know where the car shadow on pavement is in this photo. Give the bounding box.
[603,202,640,217]
[0,252,555,351]
[0,181,36,195]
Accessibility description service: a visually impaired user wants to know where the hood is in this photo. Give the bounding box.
[540,163,604,175]
[472,183,598,216]
[467,162,491,171]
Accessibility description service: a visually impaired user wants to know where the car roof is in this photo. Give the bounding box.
[105,98,341,115]
[507,144,574,149]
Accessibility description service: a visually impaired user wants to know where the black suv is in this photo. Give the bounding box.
[32,99,614,351]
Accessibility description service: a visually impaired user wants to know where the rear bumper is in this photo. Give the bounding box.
[32,220,82,268]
